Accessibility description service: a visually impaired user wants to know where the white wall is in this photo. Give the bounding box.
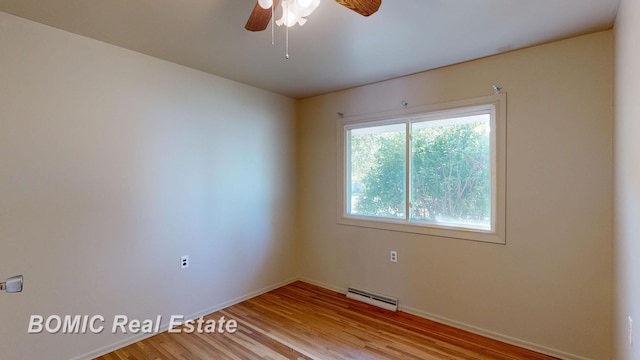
[0,12,297,360]
[613,0,640,359]
[297,31,613,360]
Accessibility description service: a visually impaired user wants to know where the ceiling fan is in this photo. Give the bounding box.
[245,0,382,32]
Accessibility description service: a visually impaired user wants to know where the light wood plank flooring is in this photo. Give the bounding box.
[96,281,558,359]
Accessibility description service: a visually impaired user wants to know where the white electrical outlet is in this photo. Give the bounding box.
[629,316,634,346]
[180,255,189,269]
[390,251,398,263]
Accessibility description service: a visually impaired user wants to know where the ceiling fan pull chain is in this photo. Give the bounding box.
[271,1,275,45]
[285,0,290,59]
[285,26,290,59]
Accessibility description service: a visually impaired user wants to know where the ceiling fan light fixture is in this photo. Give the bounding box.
[258,0,274,9]
[296,0,313,9]
[292,0,320,18]
[275,0,319,27]
[245,0,380,32]
[276,9,305,27]
[246,0,381,58]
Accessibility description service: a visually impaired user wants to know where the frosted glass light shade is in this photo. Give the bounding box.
[276,0,319,27]
[276,9,304,27]
[258,0,273,9]
[291,0,320,18]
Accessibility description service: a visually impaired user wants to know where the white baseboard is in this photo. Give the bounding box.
[71,277,299,360]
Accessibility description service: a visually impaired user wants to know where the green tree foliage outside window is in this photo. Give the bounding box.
[348,115,491,230]
[349,124,406,218]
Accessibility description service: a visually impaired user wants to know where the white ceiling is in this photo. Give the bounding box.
[0,0,620,99]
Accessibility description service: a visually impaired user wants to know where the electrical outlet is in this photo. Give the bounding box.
[390,251,398,263]
[629,316,634,346]
[180,255,189,269]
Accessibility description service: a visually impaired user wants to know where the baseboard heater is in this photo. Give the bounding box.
[346,287,398,312]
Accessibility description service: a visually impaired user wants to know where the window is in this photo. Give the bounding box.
[338,94,506,244]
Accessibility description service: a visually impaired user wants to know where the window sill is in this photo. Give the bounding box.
[338,215,505,244]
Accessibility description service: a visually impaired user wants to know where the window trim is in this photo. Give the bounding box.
[337,94,506,244]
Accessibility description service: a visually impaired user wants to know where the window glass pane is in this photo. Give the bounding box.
[348,123,406,219]
[410,114,491,230]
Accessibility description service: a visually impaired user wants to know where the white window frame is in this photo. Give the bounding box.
[337,94,506,244]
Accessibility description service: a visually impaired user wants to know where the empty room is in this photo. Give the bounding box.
[0,0,637,359]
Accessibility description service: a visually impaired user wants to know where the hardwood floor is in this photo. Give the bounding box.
[96,281,558,360]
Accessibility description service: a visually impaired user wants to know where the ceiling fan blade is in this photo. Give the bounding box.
[245,0,281,32]
[335,0,381,17]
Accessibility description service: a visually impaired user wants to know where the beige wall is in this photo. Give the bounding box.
[613,0,640,359]
[297,31,613,360]
[0,8,617,360]
[0,12,297,360]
